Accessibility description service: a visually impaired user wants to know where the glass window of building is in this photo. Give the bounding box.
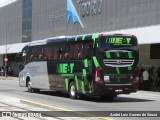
[22,0,32,42]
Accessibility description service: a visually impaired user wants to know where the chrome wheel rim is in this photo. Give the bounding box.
[70,85,75,97]
[28,81,31,90]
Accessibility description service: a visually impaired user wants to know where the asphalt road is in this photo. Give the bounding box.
[0,79,160,119]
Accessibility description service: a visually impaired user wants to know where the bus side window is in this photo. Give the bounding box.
[58,45,62,59]
[70,44,74,59]
[53,45,58,60]
[38,46,44,61]
[43,48,48,60]
[30,48,37,61]
[73,44,78,59]
[48,48,53,60]
[83,43,92,59]
[77,44,83,59]
[26,48,31,63]
[64,44,70,59]
[44,46,53,61]
[72,44,82,60]
[58,44,65,60]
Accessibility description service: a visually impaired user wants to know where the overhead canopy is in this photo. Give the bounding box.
[104,25,160,45]
[0,43,28,54]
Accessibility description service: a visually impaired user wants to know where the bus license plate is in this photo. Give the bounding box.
[115,89,123,93]
[104,76,109,81]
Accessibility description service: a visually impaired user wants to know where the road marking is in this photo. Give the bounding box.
[20,99,113,120]
[21,99,71,111]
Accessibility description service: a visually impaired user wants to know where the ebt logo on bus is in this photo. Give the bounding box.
[75,0,103,17]
[57,63,74,74]
[106,37,132,46]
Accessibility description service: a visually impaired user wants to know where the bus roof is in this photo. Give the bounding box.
[26,33,136,46]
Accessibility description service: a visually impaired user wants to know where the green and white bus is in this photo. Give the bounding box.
[17,33,139,100]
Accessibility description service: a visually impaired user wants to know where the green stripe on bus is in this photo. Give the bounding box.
[65,78,69,91]
[75,75,79,91]
[105,52,111,58]
[116,67,120,74]
[93,56,100,67]
[84,59,89,68]
[89,83,93,94]
[83,69,87,76]
[92,34,99,41]
[128,66,132,70]
[75,36,78,41]
[92,34,99,47]
[128,52,133,58]
[82,36,85,40]
[81,81,86,94]
[83,69,88,85]
[97,43,99,48]
[116,52,120,57]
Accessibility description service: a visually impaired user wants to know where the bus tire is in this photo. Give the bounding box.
[69,81,77,99]
[27,79,33,93]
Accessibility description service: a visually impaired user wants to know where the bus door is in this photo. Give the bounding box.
[97,35,139,85]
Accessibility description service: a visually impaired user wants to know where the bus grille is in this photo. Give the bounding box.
[103,59,134,67]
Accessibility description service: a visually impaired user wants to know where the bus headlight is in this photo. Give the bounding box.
[95,77,101,81]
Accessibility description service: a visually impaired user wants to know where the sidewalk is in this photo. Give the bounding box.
[0,95,52,120]
[0,76,18,81]
[138,83,160,92]
[0,95,97,120]
[148,85,160,92]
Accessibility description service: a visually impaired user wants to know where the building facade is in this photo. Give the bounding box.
[0,0,160,75]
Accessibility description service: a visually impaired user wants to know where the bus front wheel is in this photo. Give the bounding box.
[69,81,77,99]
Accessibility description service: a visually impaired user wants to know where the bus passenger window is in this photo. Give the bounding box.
[84,43,92,59]
[43,48,47,60]
[54,46,58,60]
[70,45,74,59]
[72,44,83,60]
[73,44,78,59]
[39,54,43,60]
[77,44,83,59]
[38,49,43,61]
[47,48,53,60]
[64,45,70,59]
[58,45,65,60]
[58,46,63,59]
[30,48,37,61]
[44,47,52,61]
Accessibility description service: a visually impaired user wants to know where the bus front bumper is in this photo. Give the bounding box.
[93,83,138,96]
